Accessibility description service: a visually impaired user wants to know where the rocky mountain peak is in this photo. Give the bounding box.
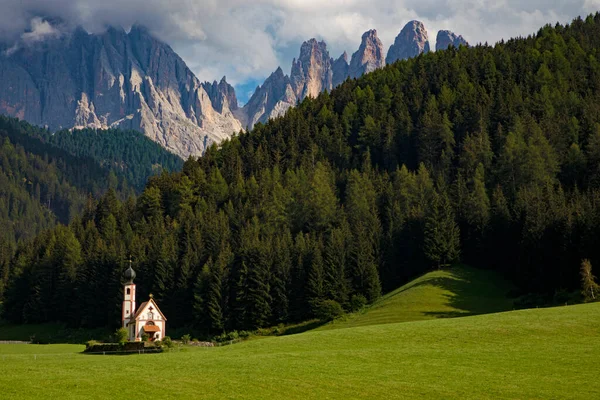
[204,76,238,113]
[0,24,243,158]
[332,51,349,87]
[290,38,332,99]
[386,20,430,65]
[241,66,296,128]
[348,29,385,79]
[436,30,468,51]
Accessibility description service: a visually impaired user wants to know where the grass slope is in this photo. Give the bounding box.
[1,303,599,399]
[320,265,515,331]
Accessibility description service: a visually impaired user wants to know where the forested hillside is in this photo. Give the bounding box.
[0,118,183,192]
[4,15,600,333]
[0,118,182,300]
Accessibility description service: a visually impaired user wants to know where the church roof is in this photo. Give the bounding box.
[131,298,167,321]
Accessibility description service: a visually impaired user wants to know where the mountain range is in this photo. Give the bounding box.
[0,20,467,158]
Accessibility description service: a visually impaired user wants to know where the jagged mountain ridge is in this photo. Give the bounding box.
[0,25,242,158]
[243,22,468,127]
[0,20,467,156]
[436,30,469,51]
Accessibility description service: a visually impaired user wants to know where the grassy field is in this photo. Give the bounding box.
[319,265,515,331]
[1,303,599,399]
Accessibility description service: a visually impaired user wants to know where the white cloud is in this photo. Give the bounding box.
[0,0,597,99]
[22,17,62,43]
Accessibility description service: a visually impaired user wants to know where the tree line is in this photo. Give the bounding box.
[3,14,600,334]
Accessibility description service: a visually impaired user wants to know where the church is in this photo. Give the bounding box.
[122,262,167,342]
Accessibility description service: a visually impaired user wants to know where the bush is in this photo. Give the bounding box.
[181,334,191,345]
[350,294,367,312]
[114,327,128,344]
[141,333,150,342]
[84,342,147,353]
[214,330,240,343]
[86,340,99,349]
[315,300,344,321]
[238,330,251,339]
[162,336,173,348]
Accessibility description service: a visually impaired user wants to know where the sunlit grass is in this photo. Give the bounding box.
[319,265,515,331]
[1,303,599,399]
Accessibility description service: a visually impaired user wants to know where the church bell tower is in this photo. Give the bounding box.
[122,259,137,330]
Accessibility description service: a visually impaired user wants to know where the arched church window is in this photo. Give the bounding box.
[126,288,131,295]
[145,321,155,326]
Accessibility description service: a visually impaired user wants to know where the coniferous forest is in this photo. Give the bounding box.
[4,15,600,334]
[0,117,182,300]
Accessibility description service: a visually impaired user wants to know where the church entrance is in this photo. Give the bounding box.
[143,321,161,341]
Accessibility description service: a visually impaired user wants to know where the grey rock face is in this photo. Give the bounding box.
[332,52,349,87]
[204,76,238,113]
[436,30,468,51]
[290,39,333,99]
[0,24,242,158]
[241,67,296,128]
[386,20,430,65]
[349,30,385,79]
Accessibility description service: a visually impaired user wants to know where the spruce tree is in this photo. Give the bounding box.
[581,259,599,301]
[424,191,461,268]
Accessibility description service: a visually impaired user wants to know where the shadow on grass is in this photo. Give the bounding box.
[280,320,327,336]
[0,322,111,344]
[391,266,515,319]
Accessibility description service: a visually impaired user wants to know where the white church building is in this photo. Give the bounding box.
[122,263,167,342]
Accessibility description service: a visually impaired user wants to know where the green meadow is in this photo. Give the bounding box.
[1,302,599,399]
[319,265,515,331]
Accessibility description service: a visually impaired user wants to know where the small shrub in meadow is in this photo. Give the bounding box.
[114,327,128,344]
[316,300,344,321]
[350,295,368,312]
[162,336,173,348]
[181,334,191,345]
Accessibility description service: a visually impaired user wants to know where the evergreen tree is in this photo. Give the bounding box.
[580,259,599,301]
[424,191,461,268]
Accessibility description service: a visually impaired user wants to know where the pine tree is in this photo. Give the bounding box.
[324,227,350,307]
[307,245,325,314]
[350,224,381,302]
[193,259,211,327]
[581,259,599,302]
[424,191,461,268]
[206,255,225,333]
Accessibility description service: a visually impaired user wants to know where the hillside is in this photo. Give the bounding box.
[1,303,599,399]
[0,117,182,301]
[4,14,600,333]
[319,265,515,330]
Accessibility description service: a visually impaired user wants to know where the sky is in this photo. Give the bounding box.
[1,1,600,104]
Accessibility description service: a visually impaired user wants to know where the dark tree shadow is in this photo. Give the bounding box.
[280,320,327,336]
[391,266,515,319]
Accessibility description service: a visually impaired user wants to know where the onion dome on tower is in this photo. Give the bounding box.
[123,259,136,283]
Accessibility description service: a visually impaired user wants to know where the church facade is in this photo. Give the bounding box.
[122,263,167,342]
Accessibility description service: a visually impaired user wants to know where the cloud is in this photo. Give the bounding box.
[0,0,597,101]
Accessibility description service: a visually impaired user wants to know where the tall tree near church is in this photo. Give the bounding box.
[581,259,599,301]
